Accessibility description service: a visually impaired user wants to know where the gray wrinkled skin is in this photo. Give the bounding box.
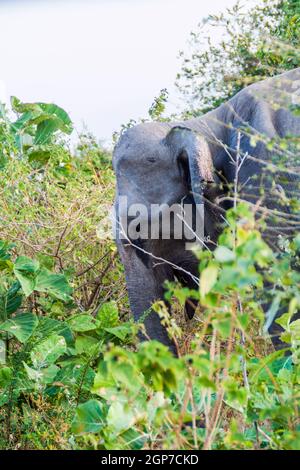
[113,68,300,353]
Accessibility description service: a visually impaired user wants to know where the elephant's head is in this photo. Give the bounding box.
[113,122,215,242]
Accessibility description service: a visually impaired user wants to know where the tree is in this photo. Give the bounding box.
[175,0,300,116]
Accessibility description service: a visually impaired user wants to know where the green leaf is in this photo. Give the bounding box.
[290,104,300,117]
[13,256,39,296]
[34,119,63,145]
[213,316,232,339]
[0,282,22,322]
[35,268,73,301]
[276,312,291,330]
[14,256,72,301]
[14,256,40,273]
[223,378,248,414]
[214,246,236,263]
[11,96,41,114]
[107,401,136,433]
[104,323,133,341]
[10,98,73,146]
[92,370,118,399]
[248,348,288,384]
[75,335,99,355]
[200,265,218,297]
[36,103,72,134]
[290,319,300,341]
[30,334,66,368]
[118,428,146,450]
[72,399,106,435]
[23,362,59,384]
[33,317,73,346]
[96,301,119,329]
[46,364,95,397]
[0,313,38,343]
[68,314,98,332]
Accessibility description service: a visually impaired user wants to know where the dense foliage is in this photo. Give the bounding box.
[0,0,299,451]
[0,94,299,450]
[176,0,300,115]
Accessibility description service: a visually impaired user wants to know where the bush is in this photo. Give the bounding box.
[176,0,300,116]
[1,130,299,448]
[0,0,299,445]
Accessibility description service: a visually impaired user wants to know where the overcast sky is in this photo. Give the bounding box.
[0,0,247,144]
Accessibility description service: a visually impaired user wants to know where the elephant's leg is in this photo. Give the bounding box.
[175,270,199,320]
[171,248,200,321]
[117,240,177,354]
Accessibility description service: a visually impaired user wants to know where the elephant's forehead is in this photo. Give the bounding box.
[115,131,169,164]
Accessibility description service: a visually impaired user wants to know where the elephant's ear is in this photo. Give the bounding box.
[164,126,214,205]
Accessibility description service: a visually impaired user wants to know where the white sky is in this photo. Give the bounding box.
[0,0,248,144]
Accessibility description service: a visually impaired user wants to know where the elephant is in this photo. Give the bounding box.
[113,68,300,354]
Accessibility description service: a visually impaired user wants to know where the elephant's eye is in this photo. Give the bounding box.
[146,156,156,163]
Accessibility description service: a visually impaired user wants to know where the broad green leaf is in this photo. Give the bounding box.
[96,301,119,329]
[46,364,95,397]
[14,256,39,273]
[14,257,72,301]
[68,314,97,332]
[0,313,38,343]
[0,281,22,322]
[23,362,59,384]
[104,323,133,341]
[38,103,72,130]
[23,362,44,382]
[30,334,66,368]
[72,399,106,435]
[11,96,41,114]
[107,401,136,433]
[92,371,119,399]
[200,265,218,297]
[13,256,39,296]
[109,362,140,391]
[12,111,39,132]
[10,98,73,146]
[117,428,146,450]
[34,119,60,145]
[33,317,73,346]
[35,268,73,301]
[34,103,73,144]
[75,335,99,355]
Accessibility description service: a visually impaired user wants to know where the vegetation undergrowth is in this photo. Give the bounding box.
[0,0,299,451]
